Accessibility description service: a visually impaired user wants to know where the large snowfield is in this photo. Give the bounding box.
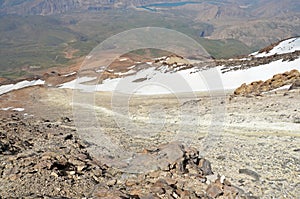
[59,57,300,95]
[58,37,300,95]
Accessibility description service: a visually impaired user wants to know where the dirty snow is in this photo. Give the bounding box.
[0,79,45,96]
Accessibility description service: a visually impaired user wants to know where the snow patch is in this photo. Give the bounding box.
[252,37,300,57]
[96,69,104,73]
[94,58,300,94]
[58,57,300,95]
[12,108,25,112]
[24,113,34,117]
[127,65,136,69]
[0,107,12,111]
[63,72,77,77]
[0,79,45,96]
[59,77,97,92]
[119,58,128,62]
[1,107,25,112]
[114,69,136,76]
[219,58,300,90]
[96,66,106,73]
[262,84,292,94]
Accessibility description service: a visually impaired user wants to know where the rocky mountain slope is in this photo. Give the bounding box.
[0,0,80,15]
[0,113,246,198]
[189,0,300,47]
[1,0,299,49]
[1,37,300,96]
[0,0,181,15]
[51,37,300,95]
[1,36,300,198]
[1,0,299,17]
[1,74,299,198]
[1,0,299,78]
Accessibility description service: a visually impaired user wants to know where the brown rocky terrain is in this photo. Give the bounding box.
[234,69,300,96]
[0,112,250,198]
[0,80,300,198]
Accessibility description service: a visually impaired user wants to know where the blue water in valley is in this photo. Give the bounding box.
[145,2,201,7]
[139,1,203,11]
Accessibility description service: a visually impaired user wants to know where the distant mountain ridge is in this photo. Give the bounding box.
[0,0,182,15]
[1,0,300,77]
[0,0,79,15]
[1,0,299,47]
[1,0,300,17]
